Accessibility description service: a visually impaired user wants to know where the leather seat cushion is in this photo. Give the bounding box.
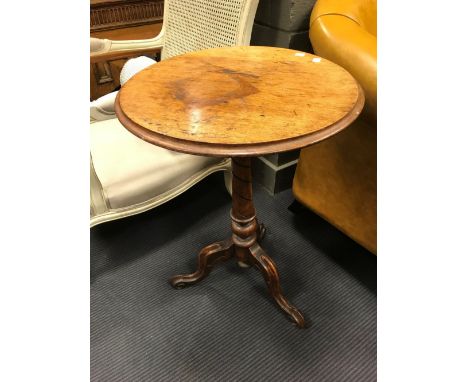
[90,118,221,209]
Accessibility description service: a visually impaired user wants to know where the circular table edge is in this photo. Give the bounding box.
[114,83,365,158]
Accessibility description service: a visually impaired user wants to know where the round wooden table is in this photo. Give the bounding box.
[116,46,364,328]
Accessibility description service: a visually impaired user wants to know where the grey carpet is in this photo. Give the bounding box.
[91,173,376,382]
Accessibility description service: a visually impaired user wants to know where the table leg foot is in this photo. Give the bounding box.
[249,243,306,328]
[170,239,233,288]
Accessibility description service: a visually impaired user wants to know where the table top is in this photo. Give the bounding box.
[115,46,364,157]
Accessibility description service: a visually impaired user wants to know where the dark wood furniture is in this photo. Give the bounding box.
[115,46,364,328]
[91,0,164,33]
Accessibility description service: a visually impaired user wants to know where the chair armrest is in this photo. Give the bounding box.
[90,91,118,123]
[310,15,376,120]
[90,29,165,64]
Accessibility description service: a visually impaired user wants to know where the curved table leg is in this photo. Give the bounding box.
[170,239,233,288]
[249,243,306,328]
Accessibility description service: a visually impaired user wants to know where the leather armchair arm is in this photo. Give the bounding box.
[310,15,376,120]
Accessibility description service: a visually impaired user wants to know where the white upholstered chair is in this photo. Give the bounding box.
[90,0,259,227]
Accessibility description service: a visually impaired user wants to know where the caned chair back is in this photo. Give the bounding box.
[160,0,259,60]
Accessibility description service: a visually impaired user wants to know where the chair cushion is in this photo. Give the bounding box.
[90,118,221,209]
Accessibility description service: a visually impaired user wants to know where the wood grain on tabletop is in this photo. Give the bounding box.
[116,46,364,156]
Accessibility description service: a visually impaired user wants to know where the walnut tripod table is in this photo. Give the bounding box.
[115,46,364,328]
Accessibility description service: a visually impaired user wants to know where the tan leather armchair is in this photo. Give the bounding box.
[292,0,377,254]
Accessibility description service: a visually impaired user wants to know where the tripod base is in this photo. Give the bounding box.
[170,157,306,328]
[170,225,306,328]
